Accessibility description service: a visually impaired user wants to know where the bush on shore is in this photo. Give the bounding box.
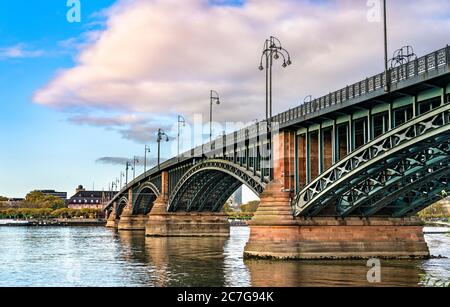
[0,208,102,219]
[418,201,450,219]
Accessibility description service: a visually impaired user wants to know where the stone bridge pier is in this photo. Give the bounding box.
[244,131,430,259]
[145,171,230,237]
[117,189,148,231]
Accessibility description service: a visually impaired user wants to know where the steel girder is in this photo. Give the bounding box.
[199,176,239,212]
[171,171,213,211]
[211,180,243,212]
[340,141,450,217]
[392,173,450,217]
[186,172,227,212]
[167,159,267,212]
[133,182,160,212]
[293,104,450,217]
[115,197,128,217]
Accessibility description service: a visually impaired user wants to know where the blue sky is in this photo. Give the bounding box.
[0,0,131,197]
[0,0,250,198]
[0,0,449,198]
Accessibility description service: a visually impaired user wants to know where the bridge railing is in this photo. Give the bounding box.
[273,45,450,126]
[174,46,450,181]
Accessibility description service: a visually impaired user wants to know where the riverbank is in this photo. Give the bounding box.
[0,218,106,227]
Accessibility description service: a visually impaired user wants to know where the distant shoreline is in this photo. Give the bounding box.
[0,218,106,227]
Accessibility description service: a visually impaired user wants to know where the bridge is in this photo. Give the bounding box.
[105,45,450,259]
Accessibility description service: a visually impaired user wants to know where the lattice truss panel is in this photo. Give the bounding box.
[293,104,450,217]
[168,159,267,212]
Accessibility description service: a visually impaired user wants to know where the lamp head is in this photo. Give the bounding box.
[282,61,287,68]
[286,59,292,66]
[273,52,279,60]
[258,65,264,71]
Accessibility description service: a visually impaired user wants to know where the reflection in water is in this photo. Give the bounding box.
[0,226,448,287]
[117,231,230,286]
[246,260,423,287]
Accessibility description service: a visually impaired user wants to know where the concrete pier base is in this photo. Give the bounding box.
[146,212,230,237]
[106,212,119,228]
[106,218,119,228]
[244,180,430,260]
[117,214,148,231]
[244,218,430,260]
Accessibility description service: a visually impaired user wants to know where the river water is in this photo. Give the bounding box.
[0,226,448,287]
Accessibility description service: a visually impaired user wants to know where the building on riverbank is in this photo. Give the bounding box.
[67,185,117,210]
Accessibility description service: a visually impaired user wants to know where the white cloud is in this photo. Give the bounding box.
[0,43,44,59]
[33,0,450,143]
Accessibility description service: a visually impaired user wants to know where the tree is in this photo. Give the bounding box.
[418,201,449,219]
[24,191,65,209]
[0,196,8,202]
[222,203,233,213]
[240,200,260,213]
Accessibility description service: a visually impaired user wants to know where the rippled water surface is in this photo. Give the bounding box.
[0,226,448,287]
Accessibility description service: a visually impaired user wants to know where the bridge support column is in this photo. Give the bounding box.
[106,202,119,228]
[245,217,429,260]
[145,171,230,237]
[244,131,430,259]
[118,189,147,231]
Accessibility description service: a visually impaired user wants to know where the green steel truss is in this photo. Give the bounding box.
[132,182,160,215]
[293,103,450,217]
[167,159,268,212]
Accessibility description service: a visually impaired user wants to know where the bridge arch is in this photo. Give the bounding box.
[293,104,450,218]
[116,196,129,218]
[132,182,160,215]
[167,159,266,212]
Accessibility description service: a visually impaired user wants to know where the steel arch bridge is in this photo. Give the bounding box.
[292,104,450,218]
[105,45,450,224]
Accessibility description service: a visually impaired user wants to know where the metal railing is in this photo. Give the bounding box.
[272,45,449,125]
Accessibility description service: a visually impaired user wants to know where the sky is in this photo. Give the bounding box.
[0,0,449,198]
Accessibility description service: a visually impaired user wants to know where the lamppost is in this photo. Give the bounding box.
[157,129,169,170]
[178,115,186,159]
[133,156,139,179]
[144,145,151,173]
[125,161,133,186]
[259,36,292,123]
[120,171,124,189]
[383,0,389,92]
[210,90,220,143]
[258,36,292,179]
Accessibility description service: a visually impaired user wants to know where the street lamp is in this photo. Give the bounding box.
[304,95,313,104]
[210,90,220,143]
[120,171,124,189]
[259,36,292,123]
[125,161,133,186]
[383,0,389,92]
[157,129,169,170]
[144,145,151,173]
[178,115,186,159]
[133,156,139,179]
[259,36,292,180]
